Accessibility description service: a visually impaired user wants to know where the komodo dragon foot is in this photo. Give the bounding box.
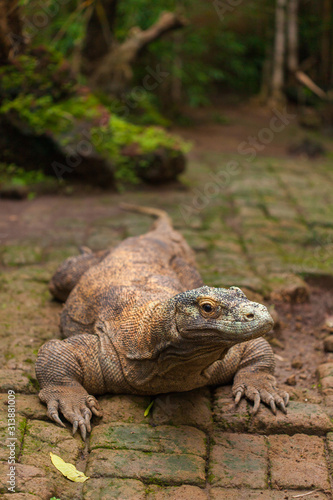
[39,385,102,440]
[233,372,289,414]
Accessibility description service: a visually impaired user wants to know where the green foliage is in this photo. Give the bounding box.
[101,92,171,127]
[0,50,76,103]
[117,0,267,107]
[0,164,53,186]
[0,53,190,187]
[17,0,332,112]
[20,0,86,57]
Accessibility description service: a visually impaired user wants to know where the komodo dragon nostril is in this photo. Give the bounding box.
[245,313,255,320]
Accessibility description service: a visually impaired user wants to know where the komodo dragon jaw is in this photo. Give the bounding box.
[173,285,274,343]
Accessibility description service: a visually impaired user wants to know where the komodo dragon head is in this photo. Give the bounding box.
[172,285,273,345]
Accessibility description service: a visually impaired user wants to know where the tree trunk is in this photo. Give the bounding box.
[287,0,298,75]
[270,0,287,104]
[0,0,24,64]
[80,0,118,78]
[81,4,187,95]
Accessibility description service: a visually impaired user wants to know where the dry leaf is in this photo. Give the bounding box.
[50,452,89,483]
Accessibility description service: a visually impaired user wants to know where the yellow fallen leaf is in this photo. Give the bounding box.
[144,400,154,417]
[50,452,89,483]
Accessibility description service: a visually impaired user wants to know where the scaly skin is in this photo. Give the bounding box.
[36,204,289,439]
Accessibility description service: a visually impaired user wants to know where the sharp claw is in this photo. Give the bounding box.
[278,401,287,414]
[91,405,102,417]
[252,393,261,414]
[50,411,65,428]
[269,399,277,415]
[284,393,290,406]
[72,420,78,435]
[79,422,87,441]
[234,389,244,405]
[84,414,91,432]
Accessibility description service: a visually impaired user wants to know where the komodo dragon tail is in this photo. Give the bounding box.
[119,203,173,232]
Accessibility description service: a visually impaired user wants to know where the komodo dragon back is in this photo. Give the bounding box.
[36,204,289,440]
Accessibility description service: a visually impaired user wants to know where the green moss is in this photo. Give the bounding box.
[0,50,190,188]
[207,472,215,483]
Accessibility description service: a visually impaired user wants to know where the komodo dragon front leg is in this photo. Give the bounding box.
[36,323,130,440]
[205,337,289,414]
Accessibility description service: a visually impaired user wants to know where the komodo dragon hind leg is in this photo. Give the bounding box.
[49,248,110,302]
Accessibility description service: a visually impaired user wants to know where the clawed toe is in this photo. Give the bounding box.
[72,420,78,435]
[252,393,261,414]
[45,392,100,440]
[47,401,65,428]
[233,380,289,416]
[234,387,244,405]
[269,399,277,415]
[87,396,103,417]
[277,399,287,414]
[79,421,87,441]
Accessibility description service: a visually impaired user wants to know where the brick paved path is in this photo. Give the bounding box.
[0,150,333,499]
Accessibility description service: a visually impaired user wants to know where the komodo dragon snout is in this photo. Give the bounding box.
[174,285,274,342]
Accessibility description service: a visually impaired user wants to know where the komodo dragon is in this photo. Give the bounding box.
[36,204,289,439]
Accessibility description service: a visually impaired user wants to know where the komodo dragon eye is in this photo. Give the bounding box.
[202,303,213,313]
[197,298,221,318]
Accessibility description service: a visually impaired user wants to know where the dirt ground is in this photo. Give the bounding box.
[1,103,333,499]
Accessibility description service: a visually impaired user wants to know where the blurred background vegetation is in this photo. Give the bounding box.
[0,0,332,193]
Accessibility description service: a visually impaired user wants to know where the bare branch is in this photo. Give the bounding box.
[295,70,328,100]
[89,11,187,94]
[119,11,188,62]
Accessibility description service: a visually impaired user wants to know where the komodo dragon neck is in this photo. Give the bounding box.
[110,296,231,392]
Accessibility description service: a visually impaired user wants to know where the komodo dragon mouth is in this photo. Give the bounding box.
[36,203,288,440]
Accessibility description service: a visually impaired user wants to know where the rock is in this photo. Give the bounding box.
[152,388,213,432]
[285,374,297,386]
[291,356,303,369]
[324,316,333,332]
[249,401,332,436]
[86,449,206,486]
[83,478,146,500]
[0,369,36,393]
[209,433,267,489]
[0,114,115,188]
[269,338,285,349]
[213,386,332,435]
[323,336,333,352]
[270,274,310,303]
[0,184,29,199]
[297,107,322,129]
[269,434,330,490]
[269,306,281,331]
[288,137,326,158]
[134,148,186,184]
[147,485,208,500]
[90,423,206,457]
[0,462,53,499]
